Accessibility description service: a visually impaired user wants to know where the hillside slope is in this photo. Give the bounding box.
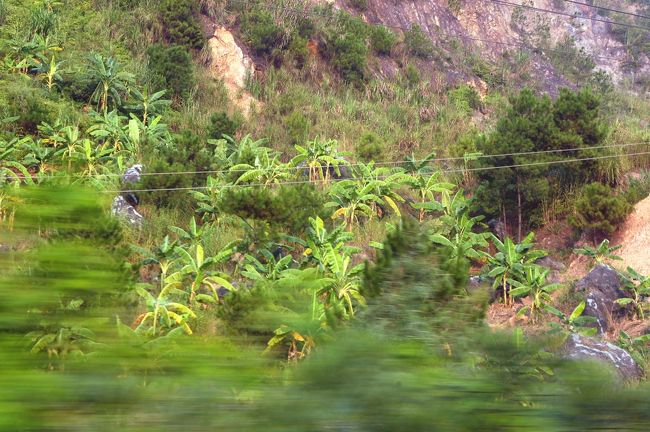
[330,0,649,92]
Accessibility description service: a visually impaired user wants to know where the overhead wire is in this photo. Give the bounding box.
[557,0,650,21]
[489,0,650,31]
[5,141,648,180]
[101,149,650,194]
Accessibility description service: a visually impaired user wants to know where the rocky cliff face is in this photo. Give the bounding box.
[333,0,648,92]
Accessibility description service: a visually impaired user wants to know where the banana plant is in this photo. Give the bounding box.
[241,248,294,281]
[509,266,562,322]
[299,216,358,270]
[87,110,129,152]
[87,53,134,113]
[481,233,547,305]
[135,273,196,336]
[22,139,56,173]
[354,162,407,219]
[547,301,597,336]
[71,139,114,178]
[231,148,291,186]
[327,179,383,230]
[191,175,227,223]
[175,242,236,304]
[169,217,207,249]
[405,171,455,221]
[126,87,170,124]
[574,239,622,268]
[430,190,489,261]
[319,243,366,319]
[616,267,650,320]
[34,54,64,91]
[132,235,179,277]
[290,138,346,183]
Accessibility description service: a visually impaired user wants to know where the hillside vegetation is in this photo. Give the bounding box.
[2,0,650,429]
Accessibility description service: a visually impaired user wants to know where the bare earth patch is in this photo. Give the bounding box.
[613,195,650,274]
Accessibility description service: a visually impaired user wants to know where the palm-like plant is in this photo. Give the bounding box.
[241,249,294,281]
[617,267,650,320]
[87,54,134,113]
[327,179,380,230]
[406,171,455,221]
[481,233,547,305]
[290,139,347,183]
[23,139,56,173]
[126,87,170,124]
[430,190,489,261]
[192,175,227,223]
[574,239,622,267]
[509,266,562,322]
[175,243,236,304]
[87,110,129,152]
[230,148,291,185]
[135,274,196,336]
[34,54,64,91]
[169,217,206,249]
[300,216,358,270]
[71,139,114,178]
[319,244,365,319]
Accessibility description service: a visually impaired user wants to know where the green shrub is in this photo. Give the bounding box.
[624,174,650,205]
[286,35,310,68]
[0,76,56,133]
[140,130,216,208]
[284,111,310,144]
[146,44,195,100]
[348,0,368,11]
[219,184,330,234]
[405,24,435,59]
[208,112,240,140]
[569,182,631,237]
[355,131,384,162]
[160,0,204,50]
[370,25,397,56]
[241,8,284,57]
[322,13,370,83]
[403,63,421,87]
[447,85,482,114]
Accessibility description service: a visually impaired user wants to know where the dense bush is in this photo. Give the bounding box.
[219,184,330,234]
[208,112,240,140]
[474,88,608,234]
[0,76,56,133]
[160,0,204,50]
[370,25,397,55]
[405,24,435,59]
[348,0,368,11]
[447,85,482,114]
[140,130,215,208]
[146,44,195,100]
[570,182,631,237]
[241,8,284,57]
[355,131,384,162]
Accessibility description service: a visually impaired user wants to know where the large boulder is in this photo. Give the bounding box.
[575,265,626,335]
[111,195,143,226]
[563,333,642,381]
[111,164,144,226]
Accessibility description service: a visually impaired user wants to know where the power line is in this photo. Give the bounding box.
[490,0,650,31]
[558,0,650,21]
[102,149,650,194]
[6,141,647,181]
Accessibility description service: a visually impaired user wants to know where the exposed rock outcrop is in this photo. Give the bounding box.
[207,26,258,116]
[563,333,642,381]
[111,164,143,227]
[575,265,626,335]
[614,195,650,275]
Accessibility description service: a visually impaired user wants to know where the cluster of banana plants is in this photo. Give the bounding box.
[132,219,237,336]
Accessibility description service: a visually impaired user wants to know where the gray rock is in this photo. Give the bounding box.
[563,333,642,381]
[122,164,143,184]
[575,265,626,335]
[112,164,144,227]
[111,195,143,226]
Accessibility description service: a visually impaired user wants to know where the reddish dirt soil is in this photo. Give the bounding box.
[613,195,650,274]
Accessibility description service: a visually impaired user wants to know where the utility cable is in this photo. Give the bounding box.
[101,149,650,194]
[489,0,650,31]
